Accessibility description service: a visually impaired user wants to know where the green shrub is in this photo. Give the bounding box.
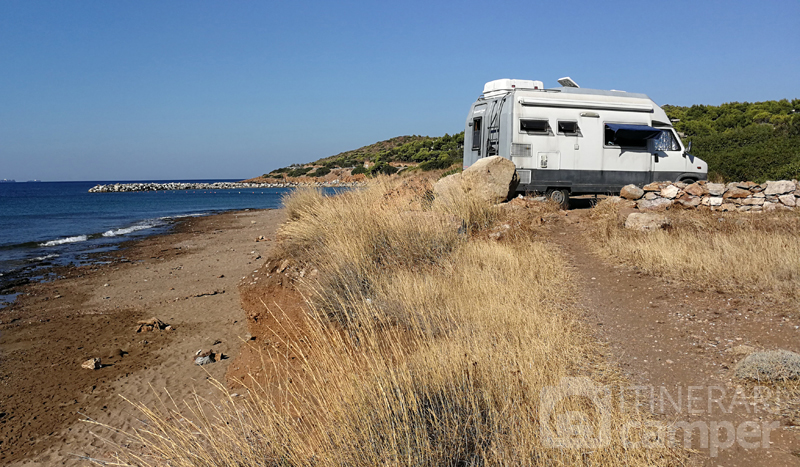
[369,162,398,176]
[309,167,331,177]
[287,167,312,177]
[665,99,800,182]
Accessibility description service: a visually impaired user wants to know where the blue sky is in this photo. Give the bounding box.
[1,0,798,181]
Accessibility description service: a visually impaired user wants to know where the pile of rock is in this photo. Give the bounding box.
[619,180,799,212]
[88,180,362,193]
[135,317,172,333]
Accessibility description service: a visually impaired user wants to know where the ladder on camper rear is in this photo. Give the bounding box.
[486,97,506,157]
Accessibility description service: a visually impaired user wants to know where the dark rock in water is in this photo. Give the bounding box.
[0,277,30,294]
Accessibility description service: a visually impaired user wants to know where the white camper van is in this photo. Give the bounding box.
[463,78,707,206]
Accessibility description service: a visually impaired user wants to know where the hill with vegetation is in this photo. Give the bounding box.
[254,99,799,183]
[261,133,464,180]
[664,99,800,182]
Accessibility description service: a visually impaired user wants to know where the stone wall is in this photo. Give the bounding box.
[618,180,800,212]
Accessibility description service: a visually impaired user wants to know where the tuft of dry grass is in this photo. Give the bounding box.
[106,178,685,466]
[590,201,800,300]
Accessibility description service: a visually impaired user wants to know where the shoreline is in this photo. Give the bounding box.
[0,207,285,465]
[88,180,363,192]
[0,212,215,310]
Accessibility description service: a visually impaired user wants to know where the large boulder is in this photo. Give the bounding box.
[433,156,518,206]
[624,213,670,232]
[620,184,644,200]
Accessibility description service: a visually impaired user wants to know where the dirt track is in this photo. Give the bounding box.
[549,210,800,466]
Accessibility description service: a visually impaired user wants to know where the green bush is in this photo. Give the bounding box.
[369,162,398,176]
[664,100,800,182]
[309,167,331,177]
[288,167,312,177]
[419,157,458,171]
[351,166,368,175]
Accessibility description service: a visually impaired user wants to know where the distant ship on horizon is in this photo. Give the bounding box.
[0,179,16,183]
[27,179,41,182]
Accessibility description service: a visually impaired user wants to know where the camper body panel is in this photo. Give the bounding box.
[463,85,707,195]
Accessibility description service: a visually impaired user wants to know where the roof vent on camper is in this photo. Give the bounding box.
[557,77,580,88]
[483,79,544,98]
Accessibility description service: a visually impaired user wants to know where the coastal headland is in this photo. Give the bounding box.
[0,208,284,465]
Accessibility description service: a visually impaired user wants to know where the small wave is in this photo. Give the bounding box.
[162,213,204,220]
[102,224,155,237]
[30,254,60,262]
[40,235,88,247]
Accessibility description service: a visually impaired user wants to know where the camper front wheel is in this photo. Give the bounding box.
[546,188,570,209]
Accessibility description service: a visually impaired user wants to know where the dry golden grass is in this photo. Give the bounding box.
[590,200,800,299]
[105,180,685,466]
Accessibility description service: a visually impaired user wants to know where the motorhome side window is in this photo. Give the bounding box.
[471,118,482,151]
[520,119,551,135]
[653,130,681,151]
[557,121,580,136]
[604,124,649,150]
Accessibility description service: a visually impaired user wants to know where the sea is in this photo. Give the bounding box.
[0,180,329,307]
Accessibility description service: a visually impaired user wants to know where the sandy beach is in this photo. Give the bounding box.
[0,208,285,465]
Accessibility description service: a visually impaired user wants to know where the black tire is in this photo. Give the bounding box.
[680,178,697,184]
[546,188,570,209]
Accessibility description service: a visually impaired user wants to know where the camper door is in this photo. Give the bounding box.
[603,123,661,185]
[470,104,487,160]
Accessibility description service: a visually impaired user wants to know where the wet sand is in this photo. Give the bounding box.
[0,208,285,465]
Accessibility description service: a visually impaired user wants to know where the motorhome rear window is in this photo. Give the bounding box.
[558,121,580,135]
[520,119,551,134]
[471,117,482,151]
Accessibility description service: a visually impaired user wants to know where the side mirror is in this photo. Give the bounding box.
[685,141,692,152]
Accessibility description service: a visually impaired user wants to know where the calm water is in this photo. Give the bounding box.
[0,180,324,305]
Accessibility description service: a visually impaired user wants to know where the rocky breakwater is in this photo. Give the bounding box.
[618,179,800,212]
[88,180,362,193]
